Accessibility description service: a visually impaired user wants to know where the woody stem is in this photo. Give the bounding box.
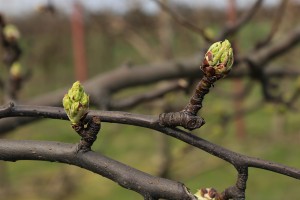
[183,76,216,115]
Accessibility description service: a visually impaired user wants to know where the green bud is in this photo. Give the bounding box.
[81,92,89,105]
[67,81,84,101]
[10,62,22,78]
[203,39,234,77]
[3,24,20,42]
[62,94,71,110]
[62,81,89,124]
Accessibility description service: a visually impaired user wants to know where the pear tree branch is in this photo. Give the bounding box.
[0,103,299,199]
[0,139,195,200]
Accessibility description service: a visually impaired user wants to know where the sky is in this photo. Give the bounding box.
[0,0,295,17]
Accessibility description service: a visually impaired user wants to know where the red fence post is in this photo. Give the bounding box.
[71,1,87,82]
[227,0,246,139]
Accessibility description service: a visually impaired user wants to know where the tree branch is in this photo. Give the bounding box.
[0,59,299,135]
[255,0,289,49]
[109,80,188,110]
[0,28,298,133]
[218,0,263,40]
[246,26,300,67]
[0,139,195,200]
[153,0,213,42]
[0,103,299,180]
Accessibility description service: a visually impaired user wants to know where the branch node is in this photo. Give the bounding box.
[159,111,205,131]
[219,168,248,200]
[72,116,101,153]
[0,101,14,117]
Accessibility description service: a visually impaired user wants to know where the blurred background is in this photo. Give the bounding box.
[0,0,300,199]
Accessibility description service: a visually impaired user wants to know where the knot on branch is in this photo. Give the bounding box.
[159,111,205,131]
[158,76,214,131]
[0,101,14,117]
[220,186,245,200]
[72,116,101,152]
[218,168,248,200]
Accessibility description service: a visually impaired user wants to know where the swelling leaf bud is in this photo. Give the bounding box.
[202,39,234,78]
[63,81,89,124]
[3,24,20,42]
[10,62,22,78]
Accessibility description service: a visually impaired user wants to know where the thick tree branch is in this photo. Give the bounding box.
[0,139,195,200]
[0,103,299,180]
[246,26,300,67]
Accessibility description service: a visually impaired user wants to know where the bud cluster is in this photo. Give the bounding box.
[202,39,234,78]
[10,62,22,78]
[3,24,20,42]
[63,81,89,124]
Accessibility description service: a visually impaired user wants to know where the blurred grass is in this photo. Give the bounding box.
[0,12,300,200]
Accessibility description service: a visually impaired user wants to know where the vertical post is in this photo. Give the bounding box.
[158,0,173,60]
[71,1,87,82]
[227,0,246,139]
[155,0,173,177]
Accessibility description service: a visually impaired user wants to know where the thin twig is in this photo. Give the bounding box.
[153,0,213,42]
[255,0,290,49]
[0,13,23,101]
[109,80,188,110]
[218,0,263,40]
